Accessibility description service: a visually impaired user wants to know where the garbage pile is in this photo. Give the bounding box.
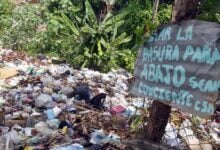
[0,49,144,149]
[0,48,220,150]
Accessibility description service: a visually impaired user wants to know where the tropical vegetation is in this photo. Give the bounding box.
[0,0,219,72]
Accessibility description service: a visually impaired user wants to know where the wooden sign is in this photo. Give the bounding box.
[130,20,220,118]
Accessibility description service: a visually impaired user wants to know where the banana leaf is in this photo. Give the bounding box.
[85,0,98,26]
[60,13,79,36]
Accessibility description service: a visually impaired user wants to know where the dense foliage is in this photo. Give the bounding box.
[0,0,219,72]
[43,1,132,71]
[1,4,45,51]
[0,0,14,37]
[197,0,220,23]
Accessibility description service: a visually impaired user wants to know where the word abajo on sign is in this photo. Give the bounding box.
[140,63,220,93]
[140,64,185,88]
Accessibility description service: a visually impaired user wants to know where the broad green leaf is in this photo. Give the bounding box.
[75,15,82,23]
[112,24,117,40]
[70,6,81,13]
[81,26,97,35]
[85,0,97,26]
[97,59,102,67]
[97,40,103,56]
[100,37,110,49]
[104,21,123,33]
[81,60,88,68]
[102,12,113,25]
[104,25,114,33]
[61,13,79,36]
[116,50,130,57]
[105,12,126,26]
[114,20,124,28]
[119,35,132,44]
[83,47,91,58]
[112,33,132,46]
[131,116,142,130]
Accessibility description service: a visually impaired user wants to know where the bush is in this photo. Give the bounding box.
[0,0,14,36]
[197,0,220,23]
[42,0,132,72]
[1,4,46,51]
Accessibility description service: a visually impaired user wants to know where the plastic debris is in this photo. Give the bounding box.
[0,68,18,79]
[110,105,126,115]
[35,94,53,108]
[90,129,121,145]
[0,48,218,150]
[50,143,83,150]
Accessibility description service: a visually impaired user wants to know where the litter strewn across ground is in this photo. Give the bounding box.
[0,48,220,150]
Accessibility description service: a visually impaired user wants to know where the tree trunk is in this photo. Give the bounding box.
[145,0,199,142]
[145,101,171,142]
[106,4,113,13]
[99,1,114,21]
[171,0,199,22]
[152,0,160,23]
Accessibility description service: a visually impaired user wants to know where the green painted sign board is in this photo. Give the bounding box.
[130,20,220,118]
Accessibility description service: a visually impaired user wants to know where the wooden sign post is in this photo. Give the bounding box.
[145,0,199,142]
[130,0,220,142]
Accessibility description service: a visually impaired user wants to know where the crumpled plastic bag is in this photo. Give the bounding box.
[35,122,52,136]
[5,130,21,145]
[90,129,121,145]
[26,135,47,145]
[51,143,83,150]
[47,119,60,129]
[0,126,9,135]
[35,94,53,108]
[0,135,14,150]
[90,129,106,145]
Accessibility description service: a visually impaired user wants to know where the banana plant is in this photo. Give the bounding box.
[54,0,132,72]
[79,0,132,71]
